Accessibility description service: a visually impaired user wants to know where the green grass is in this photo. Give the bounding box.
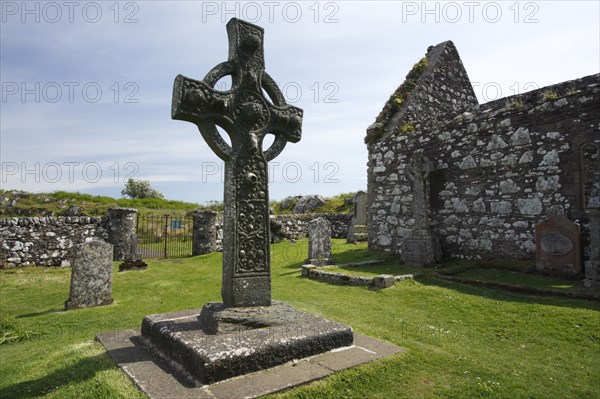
[1,190,355,217]
[454,268,581,293]
[324,261,424,277]
[1,239,599,398]
[0,190,205,217]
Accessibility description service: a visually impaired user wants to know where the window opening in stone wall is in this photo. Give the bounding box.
[429,169,446,211]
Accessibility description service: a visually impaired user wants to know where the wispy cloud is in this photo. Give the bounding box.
[2,1,598,202]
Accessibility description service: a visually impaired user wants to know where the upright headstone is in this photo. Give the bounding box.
[65,239,113,309]
[583,176,600,290]
[306,217,334,266]
[172,18,302,307]
[535,215,581,274]
[192,210,218,255]
[107,207,138,261]
[347,191,368,243]
[401,150,442,265]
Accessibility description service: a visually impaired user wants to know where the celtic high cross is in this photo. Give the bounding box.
[172,19,303,307]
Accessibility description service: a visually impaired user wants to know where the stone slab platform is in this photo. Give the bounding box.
[97,328,404,399]
[140,304,353,384]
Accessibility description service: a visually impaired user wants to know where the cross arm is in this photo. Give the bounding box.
[172,74,237,160]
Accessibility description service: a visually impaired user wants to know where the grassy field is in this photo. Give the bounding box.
[0,190,354,217]
[453,268,582,293]
[0,190,204,217]
[323,261,425,277]
[1,239,599,398]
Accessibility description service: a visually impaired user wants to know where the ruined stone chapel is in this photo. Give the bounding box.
[365,41,599,266]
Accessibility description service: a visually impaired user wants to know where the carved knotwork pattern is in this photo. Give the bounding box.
[235,147,268,274]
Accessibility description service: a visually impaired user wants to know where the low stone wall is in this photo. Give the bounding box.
[270,213,351,241]
[207,213,352,251]
[301,261,416,288]
[0,211,352,265]
[0,216,108,267]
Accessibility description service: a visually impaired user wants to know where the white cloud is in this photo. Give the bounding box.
[1,1,598,202]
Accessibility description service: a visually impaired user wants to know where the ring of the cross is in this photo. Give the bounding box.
[202,62,292,162]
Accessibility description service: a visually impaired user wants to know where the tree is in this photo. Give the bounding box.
[121,179,164,199]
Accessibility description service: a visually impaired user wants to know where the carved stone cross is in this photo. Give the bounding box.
[407,150,433,230]
[172,19,303,307]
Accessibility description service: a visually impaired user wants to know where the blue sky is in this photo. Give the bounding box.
[1,1,599,204]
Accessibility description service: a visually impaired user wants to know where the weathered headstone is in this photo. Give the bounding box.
[192,210,218,255]
[137,18,353,386]
[306,217,334,266]
[347,191,368,243]
[172,18,302,308]
[65,239,113,309]
[583,176,600,290]
[107,207,138,261]
[535,215,581,273]
[401,150,442,265]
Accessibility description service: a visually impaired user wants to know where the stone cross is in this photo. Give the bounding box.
[172,19,303,307]
[407,150,433,229]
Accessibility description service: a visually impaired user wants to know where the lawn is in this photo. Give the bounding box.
[323,261,424,277]
[1,239,599,398]
[453,268,582,293]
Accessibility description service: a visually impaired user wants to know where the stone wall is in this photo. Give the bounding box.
[270,213,351,241]
[367,40,600,262]
[208,213,351,251]
[0,216,108,267]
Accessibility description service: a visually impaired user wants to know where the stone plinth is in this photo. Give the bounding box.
[97,329,403,399]
[65,239,113,309]
[141,302,353,385]
[107,207,138,261]
[306,218,334,266]
[400,229,442,266]
[192,210,218,255]
[348,224,368,243]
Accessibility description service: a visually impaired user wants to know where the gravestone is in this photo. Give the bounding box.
[535,215,581,274]
[192,210,218,255]
[347,191,368,243]
[583,176,600,290]
[107,207,138,261]
[138,18,353,386]
[401,150,442,265]
[306,217,334,266]
[65,239,113,309]
[108,207,146,271]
